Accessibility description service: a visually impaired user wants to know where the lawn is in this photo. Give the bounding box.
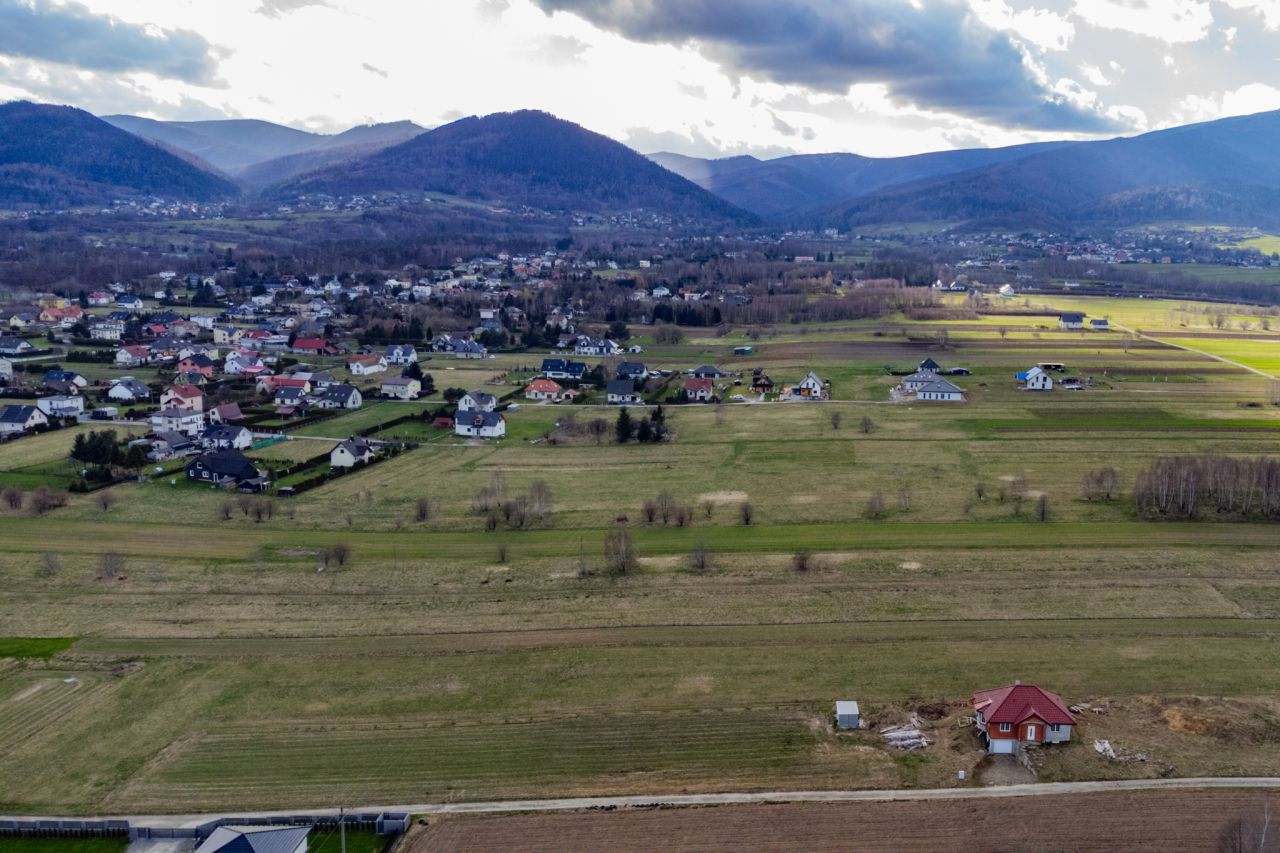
[0,637,75,658]
[0,841,125,853]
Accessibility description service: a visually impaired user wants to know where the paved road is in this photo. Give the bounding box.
[17,777,1280,829]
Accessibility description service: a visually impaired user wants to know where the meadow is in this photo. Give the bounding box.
[3,295,1280,814]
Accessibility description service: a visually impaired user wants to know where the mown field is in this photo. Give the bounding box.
[2,296,1280,815]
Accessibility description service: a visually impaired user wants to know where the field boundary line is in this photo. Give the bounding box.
[1118,323,1276,379]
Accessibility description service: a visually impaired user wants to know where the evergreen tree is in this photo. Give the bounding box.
[615,407,633,443]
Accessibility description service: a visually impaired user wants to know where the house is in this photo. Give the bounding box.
[318,384,362,410]
[274,386,308,409]
[331,437,376,468]
[42,369,87,389]
[161,384,205,413]
[750,370,774,394]
[918,358,942,372]
[86,290,112,307]
[691,365,726,379]
[0,405,47,435]
[290,337,332,355]
[458,390,496,412]
[615,361,647,380]
[542,358,586,380]
[1091,318,1110,331]
[186,450,265,490]
[1059,312,1086,330]
[39,305,84,325]
[1019,366,1054,391]
[525,378,563,401]
[573,335,620,357]
[202,424,253,451]
[454,409,506,438]
[0,358,11,382]
[972,683,1075,754]
[212,326,243,346]
[115,345,152,367]
[788,372,826,400]
[683,377,715,403]
[434,335,487,359]
[917,378,965,402]
[194,825,308,853]
[36,395,85,418]
[176,354,216,379]
[208,402,244,424]
[89,320,125,341]
[0,337,34,356]
[606,379,643,405]
[347,354,387,376]
[385,343,418,365]
[108,377,152,403]
[148,430,195,459]
[902,370,939,393]
[380,376,421,400]
[151,408,205,437]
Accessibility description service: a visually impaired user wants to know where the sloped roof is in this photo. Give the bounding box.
[972,684,1074,726]
[918,378,963,395]
[195,825,309,853]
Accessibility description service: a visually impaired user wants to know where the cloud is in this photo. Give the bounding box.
[624,124,799,159]
[362,62,388,78]
[0,0,219,84]
[476,0,510,20]
[530,0,1127,132]
[770,111,798,136]
[538,34,589,66]
[1071,0,1214,44]
[0,57,231,119]
[256,0,330,18]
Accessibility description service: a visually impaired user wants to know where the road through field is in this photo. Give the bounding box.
[1118,322,1277,379]
[10,776,1280,827]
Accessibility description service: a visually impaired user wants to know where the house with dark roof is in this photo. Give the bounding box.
[108,378,152,403]
[458,390,496,412]
[186,450,265,490]
[972,683,1075,754]
[0,337,34,356]
[202,424,252,451]
[318,384,362,410]
[606,379,642,405]
[208,402,244,424]
[194,824,308,853]
[331,437,377,468]
[615,361,647,380]
[917,377,965,402]
[454,409,506,439]
[691,365,726,379]
[384,343,418,365]
[0,404,47,436]
[683,377,714,403]
[1059,312,1086,330]
[542,358,586,380]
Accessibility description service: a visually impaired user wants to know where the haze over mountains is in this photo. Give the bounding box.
[5,99,1280,231]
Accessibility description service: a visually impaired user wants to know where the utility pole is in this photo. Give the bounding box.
[339,806,346,853]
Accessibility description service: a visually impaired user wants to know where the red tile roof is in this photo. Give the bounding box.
[164,384,204,399]
[684,377,714,394]
[972,684,1074,726]
[527,379,562,394]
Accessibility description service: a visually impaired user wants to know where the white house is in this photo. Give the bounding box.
[384,344,418,365]
[36,395,85,418]
[606,379,643,405]
[380,376,421,400]
[347,354,388,376]
[916,378,965,402]
[789,371,826,401]
[1021,367,1054,391]
[89,321,124,341]
[455,410,506,439]
[1090,318,1110,331]
[1059,312,1086,330]
[115,345,152,367]
[194,826,308,853]
[458,390,497,412]
[151,408,205,437]
[331,437,376,468]
[108,377,152,402]
[318,384,362,410]
[202,424,253,451]
[0,404,47,435]
[161,384,205,413]
[902,370,939,393]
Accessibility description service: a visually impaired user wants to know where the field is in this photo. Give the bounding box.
[406,791,1280,852]
[3,295,1280,815]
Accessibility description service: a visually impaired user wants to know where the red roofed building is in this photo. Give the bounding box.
[291,337,332,355]
[525,378,563,401]
[683,377,714,403]
[160,383,206,413]
[972,683,1075,754]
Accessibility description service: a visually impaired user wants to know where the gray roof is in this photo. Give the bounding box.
[114,378,151,397]
[336,438,375,456]
[457,410,504,428]
[918,378,963,394]
[607,379,637,396]
[462,389,494,406]
[0,404,39,423]
[196,825,309,853]
[323,383,359,401]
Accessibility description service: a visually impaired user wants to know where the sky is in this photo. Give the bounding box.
[1,0,1279,159]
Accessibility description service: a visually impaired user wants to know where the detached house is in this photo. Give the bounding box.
[0,337,34,356]
[788,372,826,401]
[36,395,84,418]
[902,370,940,393]
[542,358,586,381]
[683,377,715,403]
[202,424,253,451]
[176,354,216,379]
[108,377,151,403]
[607,379,643,405]
[186,449,265,491]
[347,354,387,376]
[161,384,205,413]
[615,361,647,380]
[525,378,563,401]
[454,409,506,439]
[115,345,152,368]
[458,390,496,412]
[151,408,205,437]
[291,337,332,356]
[331,437,376,468]
[1018,366,1054,391]
[0,404,47,436]
[380,376,421,400]
[384,344,418,365]
[1059,312,1086,330]
[972,683,1075,754]
[917,378,965,402]
[318,384,362,410]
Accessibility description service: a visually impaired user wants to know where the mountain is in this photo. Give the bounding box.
[810,110,1280,231]
[103,115,322,174]
[237,121,425,187]
[652,141,1075,219]
[271,110,754,223]
[0,101,239,208]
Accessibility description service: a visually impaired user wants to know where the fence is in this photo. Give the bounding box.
[0,819,129,839]
[129,811,411,840]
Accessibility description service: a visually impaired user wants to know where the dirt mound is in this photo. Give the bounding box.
[1162,707,1226,737]
[916,702,950,721]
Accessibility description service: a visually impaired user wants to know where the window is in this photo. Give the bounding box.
[1049,724,1060,732]
[998,723,1011,733]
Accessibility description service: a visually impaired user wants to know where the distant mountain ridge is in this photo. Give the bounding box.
[271,110,753,223]
[0,101,239,207]
[102,115,425,179]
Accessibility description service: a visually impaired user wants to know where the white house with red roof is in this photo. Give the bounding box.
[972,682,1075,754]
[160,384,205,413]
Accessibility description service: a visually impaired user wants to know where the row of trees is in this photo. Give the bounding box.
[1134,454,1280,519]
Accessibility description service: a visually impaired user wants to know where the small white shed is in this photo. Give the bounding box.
[835,700,861,730]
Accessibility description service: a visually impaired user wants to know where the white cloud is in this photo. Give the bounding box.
[1178,82,1280,123]
[970,0,1076,51]
[1080,64,1111,86]
[1071,0,1213,44]
[1220,0,1280,29]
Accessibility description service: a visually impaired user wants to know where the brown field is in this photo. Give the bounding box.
[406,790,1280,853]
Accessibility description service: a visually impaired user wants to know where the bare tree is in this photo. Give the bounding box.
[588,418,609,445]
[331,542,351,566]
[496,543,509,564]
[830,411,842,430]
[739,501,754,526]
[974,482,987,501]
[859,415,874,434]
[715,405,727,426]
[38,552,60,578]
[792,549,813,572]
[415,497,431,522]
[604,526,637,575]
[1217,805,1277,853]
[30,486,67,516]
[528,480,553,516]
[865,491,886,520]
[1036,493,1050,522]
[674,506,693,527]
[898,483,913,512]
[95,490,116,512]
[688,541,712,574]
[2,487,22,510]
[655,491,676,525]
[219,500,233,521]
[97,551,125,580]
[237,493,253,516]
[642,498,658,523]
[702,499,715,519]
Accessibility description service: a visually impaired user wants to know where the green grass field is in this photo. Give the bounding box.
[0,841,125,853]
[3,296,1280,814]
